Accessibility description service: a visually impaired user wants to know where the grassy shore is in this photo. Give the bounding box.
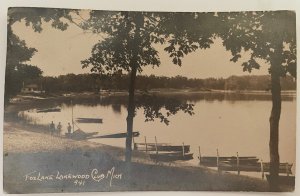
[4,121,288,193]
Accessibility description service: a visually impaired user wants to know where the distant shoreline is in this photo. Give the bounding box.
[5,89,296,117]
[10,88,298,100]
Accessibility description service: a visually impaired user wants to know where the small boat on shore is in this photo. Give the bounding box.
[149,152,194,162]
[87,131,140,139]
[218,162,293,173]
[199,156,293,174]
[134,143,190,153]
[37,107,61,113]
[200,156,259,167]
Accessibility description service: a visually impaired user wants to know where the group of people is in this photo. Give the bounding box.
[49,121,72,136]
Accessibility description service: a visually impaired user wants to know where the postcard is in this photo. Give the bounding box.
[3,6,296,194]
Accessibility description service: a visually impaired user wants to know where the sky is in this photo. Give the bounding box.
[11,13,270,79]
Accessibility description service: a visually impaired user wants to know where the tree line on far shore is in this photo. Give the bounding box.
[24,73,296,94]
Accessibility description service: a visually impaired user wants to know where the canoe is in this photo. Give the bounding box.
[37,108,61,113]
[262,163,293,174]
[200,156,259,167]
[87,131,140,139]
[76,118,103,123]
[134,143,190,153]
[200,156,293,174]
[218,162,292,174]
[218,162,261,172]
[149,152,193,162]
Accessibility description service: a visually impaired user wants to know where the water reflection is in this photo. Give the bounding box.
[111,104,121,114]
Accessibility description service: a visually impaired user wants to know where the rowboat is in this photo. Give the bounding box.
[134,143,190,153]
[76,118,103,123]
[200,155,293,174]
[200,156,259,167]
[149,152,193,162]
[87,131,140,139]
[218,162,293,173]
[37,108,61,113]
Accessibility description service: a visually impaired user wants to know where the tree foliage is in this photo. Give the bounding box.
[5,7,74,103]
[216,11,296,77]
[5,25,41,103]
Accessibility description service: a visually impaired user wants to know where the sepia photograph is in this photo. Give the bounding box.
[2,5,297,194]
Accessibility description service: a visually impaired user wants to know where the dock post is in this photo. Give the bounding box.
[154,136,158,164]
[182,142,185,157]
[286,162,289,176]
[71,100,74,133]
[236,152,240,175]
[155,136,158,155]
[132,134,135,146]
[144,136,148,153]
[260,159,264,179]
[216,148,219,173]
[198,146,201,165]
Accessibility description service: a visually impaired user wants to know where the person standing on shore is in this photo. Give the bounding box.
[49,121,55,135]
[57,122,62,136]
[67,123,72,134]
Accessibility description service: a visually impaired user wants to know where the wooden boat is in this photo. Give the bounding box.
[76,118,103,123]
[65,129,98,140]
[200,155,293,174]
[262,163,293,174]
[37,108,61,113]
[149,152,193,162]
[134,143,190,153]
[218,162,292,174]
[200,156,258,167]
[87,131,140,139]
[266,175,295,186]
[218,162,261,172]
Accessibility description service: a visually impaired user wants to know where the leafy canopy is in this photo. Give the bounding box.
[216,11,296,77]
[81,11,217,73]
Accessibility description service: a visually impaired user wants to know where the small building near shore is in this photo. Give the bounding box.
[21,84,42,93]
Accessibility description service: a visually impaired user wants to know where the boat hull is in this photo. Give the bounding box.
[149,152,193,162]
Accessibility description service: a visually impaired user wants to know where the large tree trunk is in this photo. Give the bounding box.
[125,13,143,163]
[269,69,281,191]
[125,67,137,162]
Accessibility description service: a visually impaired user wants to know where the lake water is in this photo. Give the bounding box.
[19,92,296,176]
